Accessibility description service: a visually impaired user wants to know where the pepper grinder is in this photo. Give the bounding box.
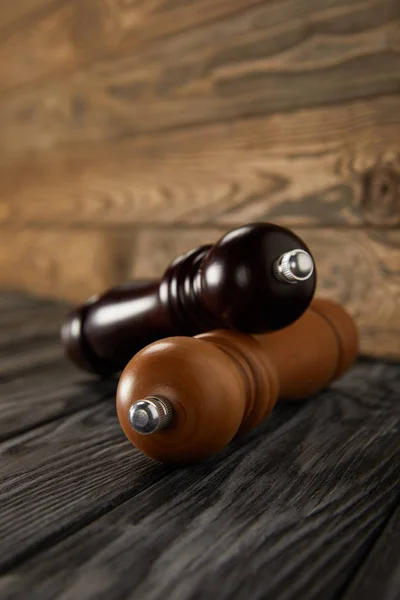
[116,298,358,463]
[62,223,316,376]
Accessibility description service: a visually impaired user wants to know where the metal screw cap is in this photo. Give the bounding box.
[128,397,174,435]
[273,249,314,284]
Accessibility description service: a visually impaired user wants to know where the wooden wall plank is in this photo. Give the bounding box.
[0,0,266,94]
[0,229,134,302]
[0,96,399,227]
[0,359,399,598]
[0,0,62,33]
[0,0,399,153]
[131,227,400,359]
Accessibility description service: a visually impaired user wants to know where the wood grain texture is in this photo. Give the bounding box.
[0,292,67,365]
[0,0,399,154]
[0,0,266,94]
[342,504,400,600]
[131,226,400,359]
[0,362,113,440]
[0,96,399,227]
[0,292,116,438]
[0,0,62,33]
[0,229,134,301]
[0,402,172,573]
[0,354,399,600]
[0,0,399,588]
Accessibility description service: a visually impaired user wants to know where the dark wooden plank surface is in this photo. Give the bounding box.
[342,504,400,600]
[0,401,172,573]
[0,292,399,599]
[0,292,114,438]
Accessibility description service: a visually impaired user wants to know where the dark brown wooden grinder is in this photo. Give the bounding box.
[116,298,358,464]
[61,223,316,376]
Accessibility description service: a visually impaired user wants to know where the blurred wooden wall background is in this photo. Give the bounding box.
[0,0,399,358]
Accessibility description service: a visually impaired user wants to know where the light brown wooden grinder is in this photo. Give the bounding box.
[116,298,358,463]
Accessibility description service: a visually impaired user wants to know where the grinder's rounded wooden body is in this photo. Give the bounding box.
[117,299,358,463]
[61,223,316,376]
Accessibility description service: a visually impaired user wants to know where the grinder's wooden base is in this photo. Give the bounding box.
[117,298,359,463]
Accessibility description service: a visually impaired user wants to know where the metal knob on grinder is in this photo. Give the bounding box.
[61,223,316,376]
[116,298,358,464]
